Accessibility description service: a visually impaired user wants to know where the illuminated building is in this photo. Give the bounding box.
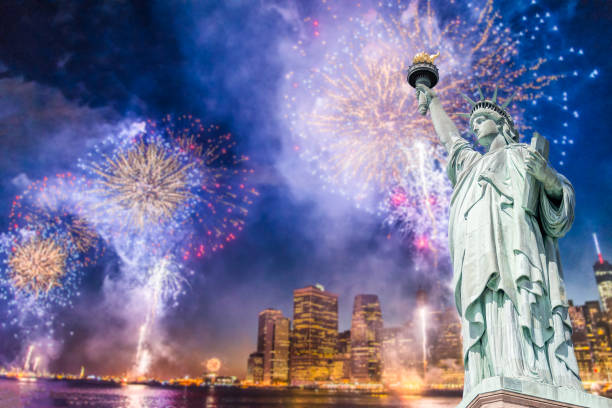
[568,301,587,334]
[585,300,602,323]
[382,326,404,384]
[429,307,462,363]
[290,284,338,385]
[214,376,238,386]
[568,299,612,380]
[331,330,351,382]
[350,294,383,383]
[271,317,290,384]
[246,352,263,384]
[382,304,463,387]
[257,309,288,384]
[592,233,612,311]
[594,260,612,312]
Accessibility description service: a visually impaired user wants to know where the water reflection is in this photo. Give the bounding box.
[1,379,460,408]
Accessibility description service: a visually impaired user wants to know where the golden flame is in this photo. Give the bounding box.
[412,51,440,65]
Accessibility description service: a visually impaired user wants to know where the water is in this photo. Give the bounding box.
[0,379,461,408]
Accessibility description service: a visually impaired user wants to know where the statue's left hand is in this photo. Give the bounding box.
[525,150,548,181]
[525,149,563,199]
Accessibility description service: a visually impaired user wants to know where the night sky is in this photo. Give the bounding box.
[0,0,610,379]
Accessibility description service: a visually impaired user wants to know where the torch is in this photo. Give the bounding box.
[407,52,440,115]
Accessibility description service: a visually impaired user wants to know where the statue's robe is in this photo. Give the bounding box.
[447,138,583,395]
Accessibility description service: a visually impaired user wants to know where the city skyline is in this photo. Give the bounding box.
[0,0,610,382]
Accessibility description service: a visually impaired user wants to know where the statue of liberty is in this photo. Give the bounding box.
[414,70,583,394]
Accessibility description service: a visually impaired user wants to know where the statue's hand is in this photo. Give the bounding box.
[415,84,437,116]
[525,150,548,181]
[525,149,563,199]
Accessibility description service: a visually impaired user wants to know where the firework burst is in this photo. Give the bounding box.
[382,142,451,261]
[282,0,584,208]
[91,141,194,230]
[0,225,81,308]
[9,236,67,296]
[156,115,258,260]
[9,173,102,266]
[81,117,257,262]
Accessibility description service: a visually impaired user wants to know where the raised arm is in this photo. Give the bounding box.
[416,84,464,153]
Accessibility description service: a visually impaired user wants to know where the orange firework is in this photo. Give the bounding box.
[283,0,563,204]
[9,237,67,297]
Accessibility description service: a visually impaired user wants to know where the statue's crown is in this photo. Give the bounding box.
[412,51,439,65]
[459,85,516,127]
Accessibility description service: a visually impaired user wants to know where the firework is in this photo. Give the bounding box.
[90,141,194,229]
[156,115,258,260]
[206,357,221,373]
[382,141,451,260]
[0,225,81,309]
[282,0,584,206]
[23,344,34,371]
[82,117,256,261]
[133,257,185,377]
[9,237,67,296]
[9,173,102,266]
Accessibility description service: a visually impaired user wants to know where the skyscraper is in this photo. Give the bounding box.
[430,307,462,362]
[271,317,290,384]
[350,294,383,383]
[257,309,289,384]
[592,233,612,311]
[594,260,612,311]
[290,284,338,385]
[246,352,264,384]
[331,329,351,382]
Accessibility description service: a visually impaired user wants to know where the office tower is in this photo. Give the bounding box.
[257,309,289,384]
[381,326,402,384]
[290,284,338,385]
[594,260,612,312]
[593,233,612,311]
[431,307,462,362]
[331,330,351,382]
[350,294,383,383]
[585,300,602,324]
[271,317,290,384]
[247,352,264,384]
[258,309,283,384]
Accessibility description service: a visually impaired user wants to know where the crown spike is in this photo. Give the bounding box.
[457,113,471,119]
[460,92,476,106]
[477,84,484,101]
[502,90,516,109]
[492,85,498,103]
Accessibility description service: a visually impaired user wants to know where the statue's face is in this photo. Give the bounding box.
[471,112,499,147]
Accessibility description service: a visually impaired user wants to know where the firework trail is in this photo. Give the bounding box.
[9,173,103,266]
[32,356,40,373]
[382,141,451,257]
[132,257,185,377]
[23,344,34,371]
[281,0,587,260]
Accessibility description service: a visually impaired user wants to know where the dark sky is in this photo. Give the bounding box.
[0,0,610,379]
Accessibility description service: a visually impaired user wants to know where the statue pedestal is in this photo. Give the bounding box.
[457,376,612,408]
